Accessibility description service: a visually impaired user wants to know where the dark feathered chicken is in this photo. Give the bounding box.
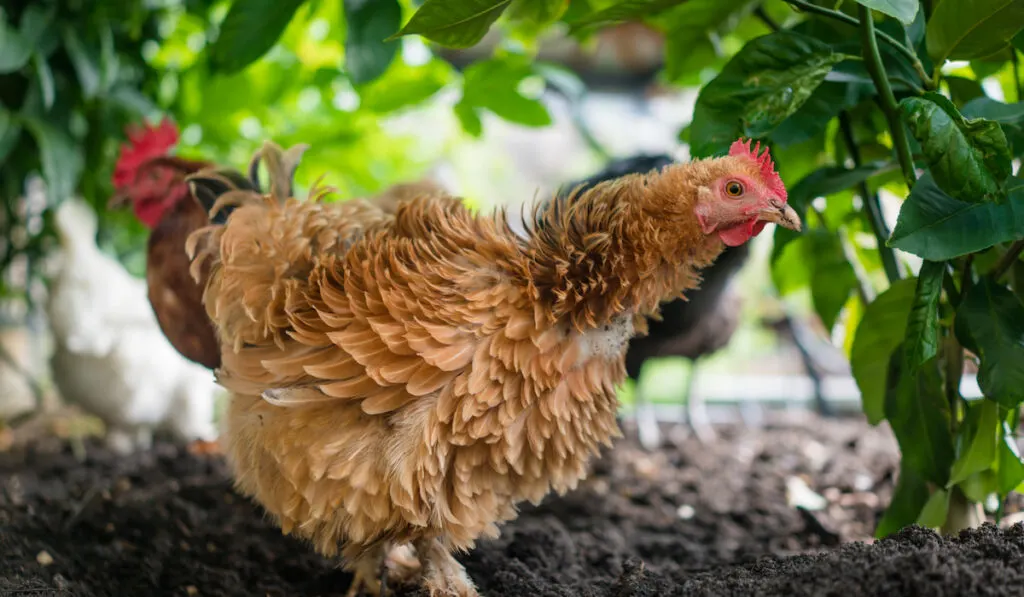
[555,154,750,447]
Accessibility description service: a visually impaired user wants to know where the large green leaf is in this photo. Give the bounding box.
[915,488,950,529]
[770,81,868,148]
[884,351,955,485]
[852,0,920,25]
[208,0,306,74]
[998,421,1024,495]
[903,260,943,371]
[508,0,568,27]
[21,116,84,203]
[900,93,1012,202]
[0,10,32,73]
[851,278,918,424]
[771,229,858,331]
[568,0,684,32]
[344,0,402,84]
[962,97,1024,156]
[390,0,512,48]
[949,399,1000,485]
[455,56,551,132]
[689,31,850,158]
[876,462,930,537]
[889,173,1024,260]
[955,277,1024,408]
[927,0,1024,64]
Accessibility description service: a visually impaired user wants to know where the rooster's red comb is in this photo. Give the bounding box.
[112,117,179,189]
[729,138,787,202]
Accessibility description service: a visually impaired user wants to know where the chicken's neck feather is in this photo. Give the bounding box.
[519,164,725,332]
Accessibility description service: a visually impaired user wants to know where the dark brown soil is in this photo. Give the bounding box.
[2,413,1023,597]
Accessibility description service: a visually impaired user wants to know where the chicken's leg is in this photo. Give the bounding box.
[684,359,716,443]
[344,543,421,597]
[635,384,661,451]
[414,538,478,597]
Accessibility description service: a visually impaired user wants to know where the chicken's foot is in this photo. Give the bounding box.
[414,538,478,597]
[344,543,421,597]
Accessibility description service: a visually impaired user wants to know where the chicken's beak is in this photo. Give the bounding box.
[759,199,801,232]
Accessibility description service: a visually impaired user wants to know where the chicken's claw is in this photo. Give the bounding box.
[416,538,479,597]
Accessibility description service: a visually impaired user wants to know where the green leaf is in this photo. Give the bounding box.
[955,277,1024,408]
[962,97,1024,156]
[852,0,919,25]
[998,421,1024,495]
[945,76,986,108]
[344,0,401,85]
[889,173,1024,260]
[690,31,850,158]
[21,116,84,203]
[949,400,1001,485]
[568,0,683,32]
[0,107,21,165]
[885,352,954,485]
[900,93,1012,202]
[771,230,858,330]
[208,0,306,74]
[508,0,568,26]
[456,56,551,130]
[0,10,32,73]
[915,488,950,529]
[454,100,483,137]
[876,463,930,537]
[358,60,452,113]
[770,82,868,148]
[389,0,512,48]
[32,54,53,110]
[61,27,101,99]
[902,260,943,371]
[927,0,1024,64]
[851,278,918,424]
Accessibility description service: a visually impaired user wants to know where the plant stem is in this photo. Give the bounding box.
[1012,48,1022,103]
[993,240,1024,281]
[858,6,918,191]
[783,0,933,89]
[838,111,901,282]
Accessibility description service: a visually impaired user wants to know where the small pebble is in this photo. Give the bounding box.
[186,586,199,596]
[677,504,696,520]
[36,550,54,566]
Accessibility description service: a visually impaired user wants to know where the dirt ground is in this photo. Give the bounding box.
[3,412,1024,597]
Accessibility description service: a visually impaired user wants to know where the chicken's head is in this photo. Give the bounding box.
[109,118,208,228]
[692,139,800,247]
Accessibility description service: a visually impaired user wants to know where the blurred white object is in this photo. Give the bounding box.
[0,323,37,420]
[45,198,219,454]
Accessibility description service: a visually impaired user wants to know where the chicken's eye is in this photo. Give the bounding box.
[725,181,744,197]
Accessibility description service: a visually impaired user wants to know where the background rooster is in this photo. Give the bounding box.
[45,197,219,454]
[181,139,800,597]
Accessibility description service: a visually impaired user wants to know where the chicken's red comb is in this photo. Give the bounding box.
[112,117,180,189]
[729,138,787,202]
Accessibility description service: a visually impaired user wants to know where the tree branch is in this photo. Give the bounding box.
[838,111,901,282]
[859,5,918,191]
[783,0,933,89]
[993,240,1024,281]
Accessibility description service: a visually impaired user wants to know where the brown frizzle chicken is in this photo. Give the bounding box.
[183,139,800,597]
